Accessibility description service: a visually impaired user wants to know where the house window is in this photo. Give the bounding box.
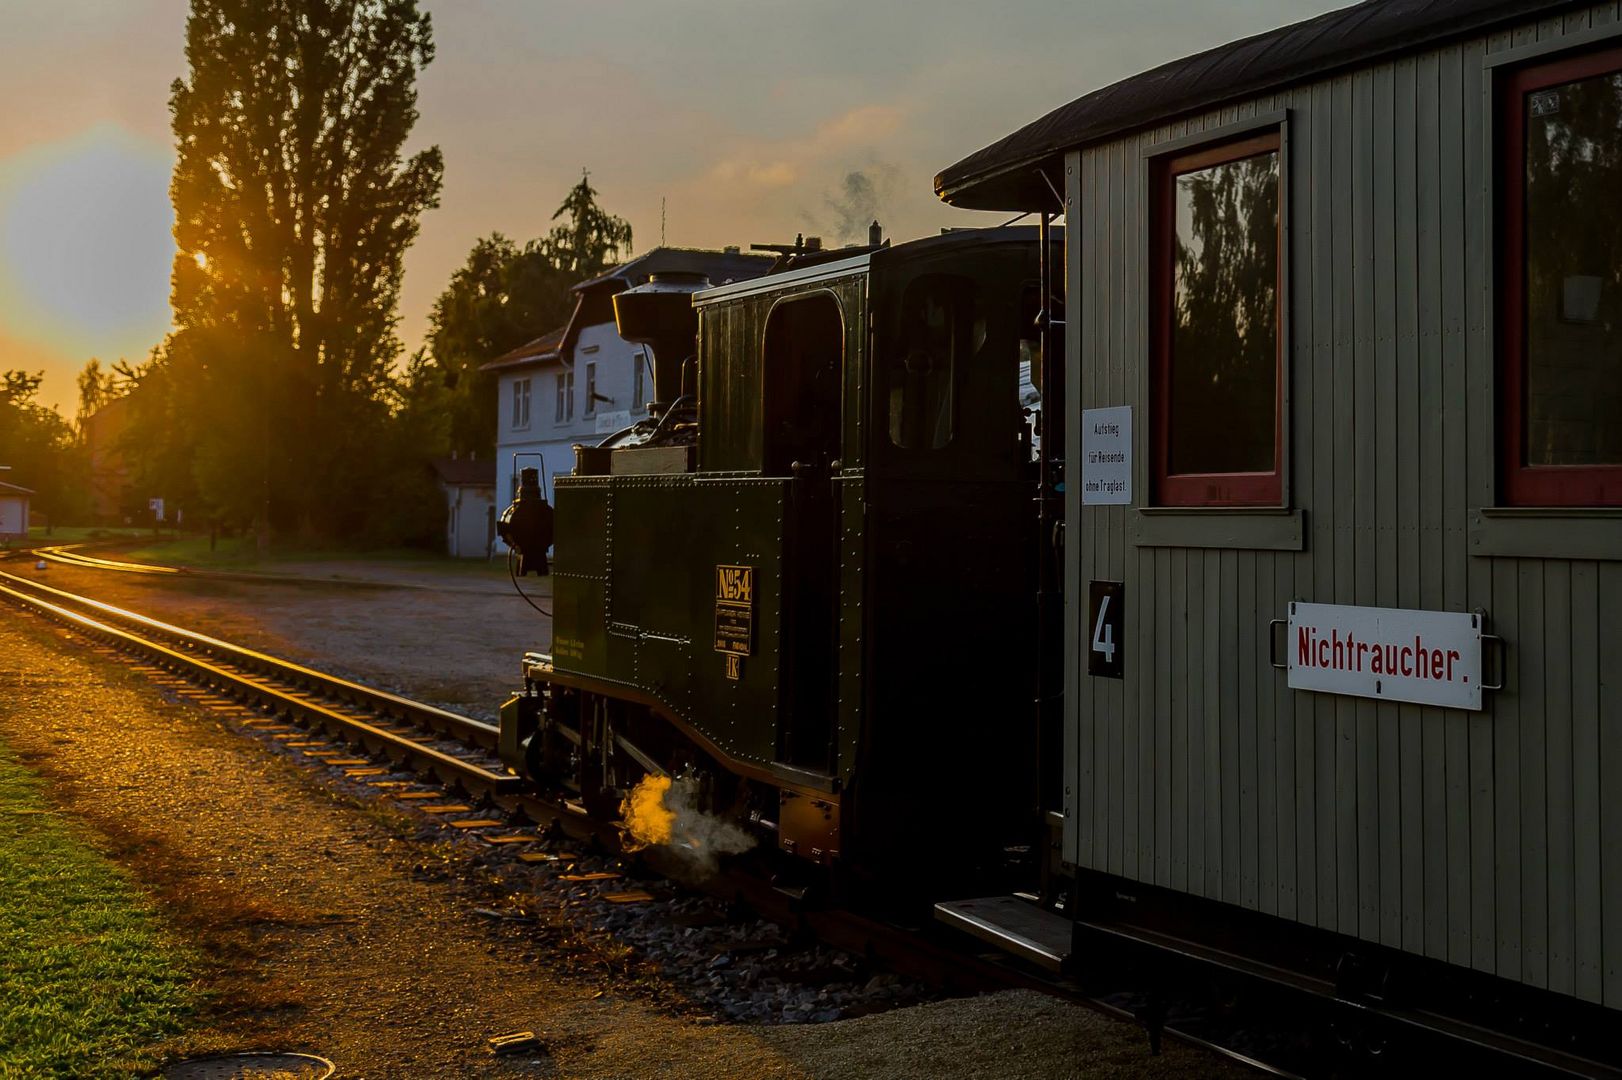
[1501,47,1622,506]
[555,371,575,423]
[584,361,597,418]
[1152,130,1282,506]
[512,378,531,430]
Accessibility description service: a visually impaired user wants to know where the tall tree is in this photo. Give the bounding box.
[423,179,634,455]
[544,171,633,277]
[0,371,88,527]
[168,0,443,544]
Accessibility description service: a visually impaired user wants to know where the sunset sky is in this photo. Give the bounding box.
[0,0,1343,415]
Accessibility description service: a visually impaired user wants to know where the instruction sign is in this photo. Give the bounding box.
[1287,602,1486,710]
[1081,406,1131,505]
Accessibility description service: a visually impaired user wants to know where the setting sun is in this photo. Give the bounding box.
[0,125,173,363]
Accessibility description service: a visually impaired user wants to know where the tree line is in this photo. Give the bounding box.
[5,0,631,548]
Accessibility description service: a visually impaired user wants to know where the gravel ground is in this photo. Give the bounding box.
[11,557,545,721]
[0,612,1250,1078]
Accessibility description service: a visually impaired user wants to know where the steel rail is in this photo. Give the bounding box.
[0,567,499,751]
[0,575,518,796]
[33,545,184,574]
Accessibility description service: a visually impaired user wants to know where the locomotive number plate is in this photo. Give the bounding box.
[715,565,754,661]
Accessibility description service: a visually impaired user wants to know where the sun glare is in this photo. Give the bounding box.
[0,125,174,357]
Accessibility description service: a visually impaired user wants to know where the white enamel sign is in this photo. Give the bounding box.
[1287,602,1485,711]
[1081,406,1131,505]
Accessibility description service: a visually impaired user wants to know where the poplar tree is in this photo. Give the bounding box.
[167,0,443,543]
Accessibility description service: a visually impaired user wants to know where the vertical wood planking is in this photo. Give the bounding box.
[1494,557,1522,981]
[1331,74,1360,937]
[1602,563,1622,1007]
[1309,77,1336,930]
[1416,47,1450,962]
[1463,32,1497,977]
[1371,59,1404,950]
[1187,549,1207,895]
[1171,547,1189,893]
[1156,545,1174,887]
[1219,549,1239,903]
[1439,43,1474,968]
[1239,549,1259,910]
[1520,561,1549,988]
[1120,136,1142,884]
[1393,53,1427,957]
[1572,561,1602,1002]
[1351,67,1381,944]
[1205,548,1223,899]
[1544,563,1574,997]
[1101,139,1122,878]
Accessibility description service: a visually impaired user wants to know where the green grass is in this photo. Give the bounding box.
[120,535,509,576]
[0,742,196,1079]
[23,525,157,544]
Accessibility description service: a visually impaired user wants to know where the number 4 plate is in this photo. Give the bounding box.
[1088,581,1124,679]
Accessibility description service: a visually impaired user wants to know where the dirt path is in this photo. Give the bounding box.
[0,606,1245,1079]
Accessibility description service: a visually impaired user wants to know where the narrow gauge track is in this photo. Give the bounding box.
[0,562,1297,1077]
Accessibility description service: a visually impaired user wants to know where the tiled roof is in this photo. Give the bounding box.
[478,324,568,373]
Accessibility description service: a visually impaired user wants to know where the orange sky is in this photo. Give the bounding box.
[0,0,1343,416]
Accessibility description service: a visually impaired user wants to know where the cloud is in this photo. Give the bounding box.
[709,159,798,189]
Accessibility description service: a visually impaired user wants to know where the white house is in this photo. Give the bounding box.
[0,479,32,542]
[483,247,775,547]
[430,456,495,558]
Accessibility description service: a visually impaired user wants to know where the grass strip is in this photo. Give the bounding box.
[0,742,195,1079]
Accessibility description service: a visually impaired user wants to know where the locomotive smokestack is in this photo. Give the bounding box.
[869,219,883,246]
[611,272,710,405]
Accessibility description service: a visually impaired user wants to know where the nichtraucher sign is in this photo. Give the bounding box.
[1287,602,1486,711]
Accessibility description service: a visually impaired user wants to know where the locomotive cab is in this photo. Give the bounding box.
[500,227,1056,901]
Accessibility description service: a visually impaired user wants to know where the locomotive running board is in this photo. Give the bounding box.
[933,896,1070,972]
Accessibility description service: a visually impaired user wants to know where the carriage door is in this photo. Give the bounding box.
[763,294,843,773]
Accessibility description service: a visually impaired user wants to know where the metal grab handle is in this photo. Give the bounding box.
[1268,618,1288,670]
[1480,633,1506,692]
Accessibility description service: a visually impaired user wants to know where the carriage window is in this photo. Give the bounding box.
[888,274,977,450]
[1154,131,1282,506]
[1502,48,1622,506]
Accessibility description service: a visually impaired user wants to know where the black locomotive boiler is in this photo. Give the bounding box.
[497,227,1057,894]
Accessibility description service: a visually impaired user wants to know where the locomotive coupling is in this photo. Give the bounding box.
[497,466,554,575]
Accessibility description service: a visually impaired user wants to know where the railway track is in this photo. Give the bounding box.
[0,558,1298,1077]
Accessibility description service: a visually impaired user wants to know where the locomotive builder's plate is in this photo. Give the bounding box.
[714,564,754,656]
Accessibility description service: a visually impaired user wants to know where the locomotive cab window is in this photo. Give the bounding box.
[1501,47,1622,506]
[1152,130,1282,506]
[888,273,980,450]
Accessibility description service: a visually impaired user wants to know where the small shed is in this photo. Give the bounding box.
[0,480,32,542]
[430,457,495,559]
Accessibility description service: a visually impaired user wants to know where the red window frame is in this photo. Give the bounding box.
[1152,130,1284,507]
[1500,46,1622,507]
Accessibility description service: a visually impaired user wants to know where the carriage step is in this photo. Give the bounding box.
[933,895,1071,972]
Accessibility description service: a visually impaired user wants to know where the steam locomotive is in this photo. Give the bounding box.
[497,226,1060,897]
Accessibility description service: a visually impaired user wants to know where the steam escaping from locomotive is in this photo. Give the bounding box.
[619,774,755,874]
